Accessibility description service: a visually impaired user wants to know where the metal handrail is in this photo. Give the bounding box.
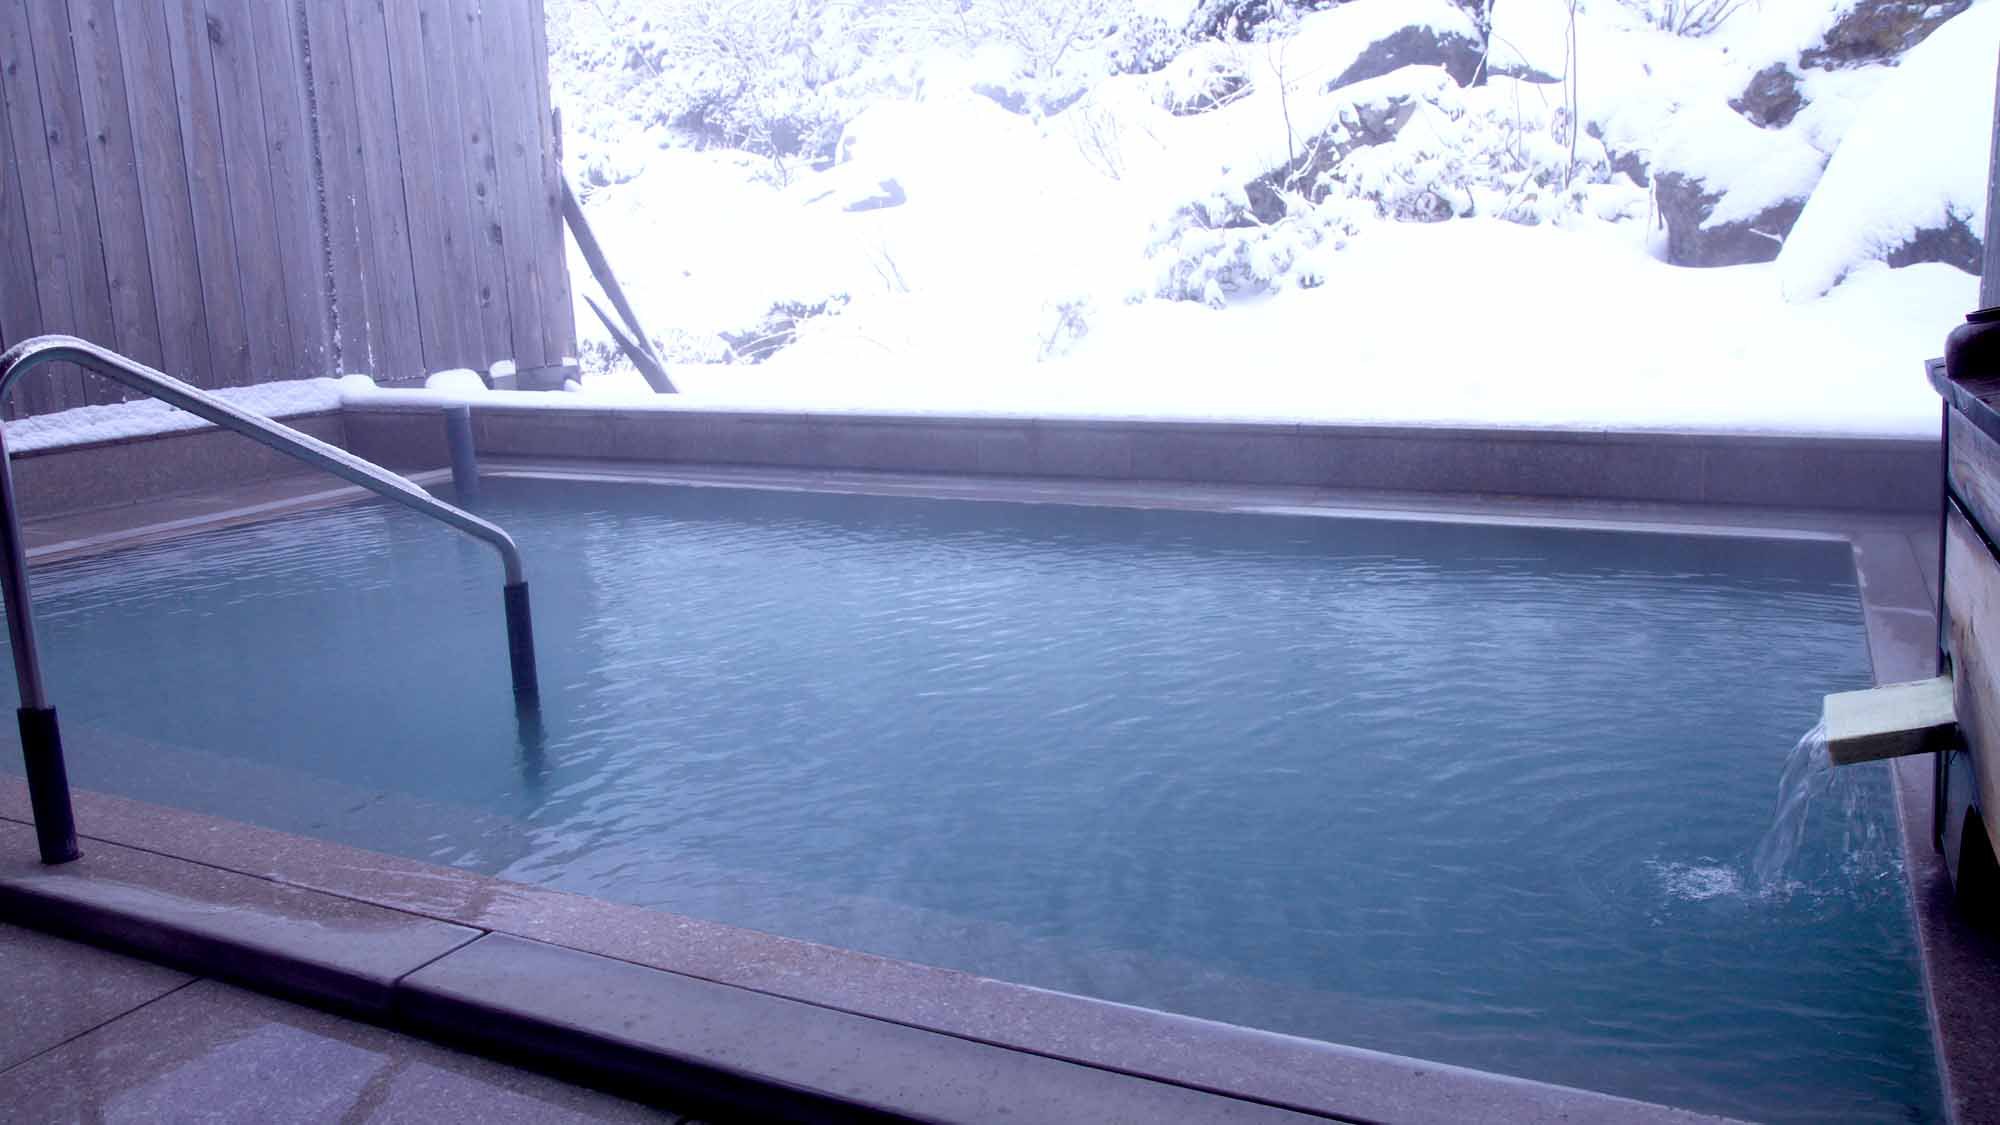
[0,335,541,865]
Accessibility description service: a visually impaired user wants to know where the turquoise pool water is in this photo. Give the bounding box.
[1,478,1936,1121]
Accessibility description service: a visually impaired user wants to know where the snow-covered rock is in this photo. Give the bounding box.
[1310,0,1485,91]
[1730,63,1804,129]
[1652,104,1826,267]
[1800,0,1974,69]
[1778,0,1998,300]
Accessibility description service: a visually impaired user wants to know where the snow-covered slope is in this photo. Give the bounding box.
[541,0,1991,435]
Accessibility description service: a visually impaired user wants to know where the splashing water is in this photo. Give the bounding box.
[1750,723,1832,890]
[1750,722,1897,895]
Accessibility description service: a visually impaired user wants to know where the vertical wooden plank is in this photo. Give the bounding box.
[384,0,458,372]
[416,0,483,372]
[449,0,513,367]
[65,0,163,401]
[301,0,377,374]
[163,0,251,389]
[341,0,423,382]
[114,0,209,388]
[199,0,294,384]
[0,64,48,419]
[243,0,328,379]
[0,4,78,415]
[16,2,118,414]
[526,0,575,365]
[480,0,548,370]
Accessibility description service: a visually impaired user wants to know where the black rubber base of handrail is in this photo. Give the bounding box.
[19,706,78,864]
[505,582,538,699]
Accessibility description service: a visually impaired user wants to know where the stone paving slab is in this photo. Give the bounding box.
[0,976,677,1124]
[0,821,478,1015]
[0,923,190,1072]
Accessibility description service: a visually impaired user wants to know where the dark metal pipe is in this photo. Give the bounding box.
[446,404,480,504]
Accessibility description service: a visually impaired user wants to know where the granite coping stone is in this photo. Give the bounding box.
[336,404,1939,513]
[0,820,479,1015]
[400,933,1327,1124]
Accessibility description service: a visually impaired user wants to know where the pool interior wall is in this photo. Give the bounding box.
[0,473,1941,1124]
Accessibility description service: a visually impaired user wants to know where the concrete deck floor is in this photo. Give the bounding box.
[0,922,691,1123]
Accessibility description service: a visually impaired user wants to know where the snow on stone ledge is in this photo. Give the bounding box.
[3,378,345,454]
[1777,0,2000,302]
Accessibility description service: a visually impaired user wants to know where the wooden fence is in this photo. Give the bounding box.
[0,0,576,419]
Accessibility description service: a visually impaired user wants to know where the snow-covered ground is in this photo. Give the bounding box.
[536,0,1994,436]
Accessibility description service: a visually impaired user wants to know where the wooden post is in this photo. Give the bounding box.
[1982,46,2000,308]
[561,175,663,370]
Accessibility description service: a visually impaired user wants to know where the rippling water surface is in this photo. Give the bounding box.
[0,479,1937,1121]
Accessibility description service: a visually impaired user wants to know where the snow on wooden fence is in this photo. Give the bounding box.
[0,0,576,419]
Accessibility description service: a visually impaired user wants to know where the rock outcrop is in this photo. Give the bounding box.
[1801,0,1972,69]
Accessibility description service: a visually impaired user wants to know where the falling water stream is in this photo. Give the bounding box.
[1750,722,1901,897]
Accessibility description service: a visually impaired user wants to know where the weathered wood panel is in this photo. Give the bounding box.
[301,0,378,374]
[116,0,209,391]
[1952,411,2000,542]
[1946,505,2000,863]
[200,0,294,383]
[481,0,549,371]
[527,0,574,366]
[448,0,516,363]
[15,2,115,412]
[383,0,460,371]
[414,0,483,371]
[66,0,165,399]
[0,66,46,406]
[341,0,423,383]
[242,0,328,379]
[0,5,84,415]
[164,0,252,389]
[0,0,576,415]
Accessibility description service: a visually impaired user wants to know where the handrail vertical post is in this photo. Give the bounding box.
[0,424,77,863]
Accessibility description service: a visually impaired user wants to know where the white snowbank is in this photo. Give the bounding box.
[425,368,488,394]
[1777,0,2000,301]
[633,220,1965,436]
[1488,0,1572,78]
[1653,102,1825,228]
[4,378,345,454]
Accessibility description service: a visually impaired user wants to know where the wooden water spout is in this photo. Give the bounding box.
[1824,676,1958,766]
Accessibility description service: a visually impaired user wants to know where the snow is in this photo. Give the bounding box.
[1488,0,1573,78]
[1653,103,1825,228]
[655,219,1968,436]
[3,378,344,454]
[1777,0,2000,301]
[424,368,488,394]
